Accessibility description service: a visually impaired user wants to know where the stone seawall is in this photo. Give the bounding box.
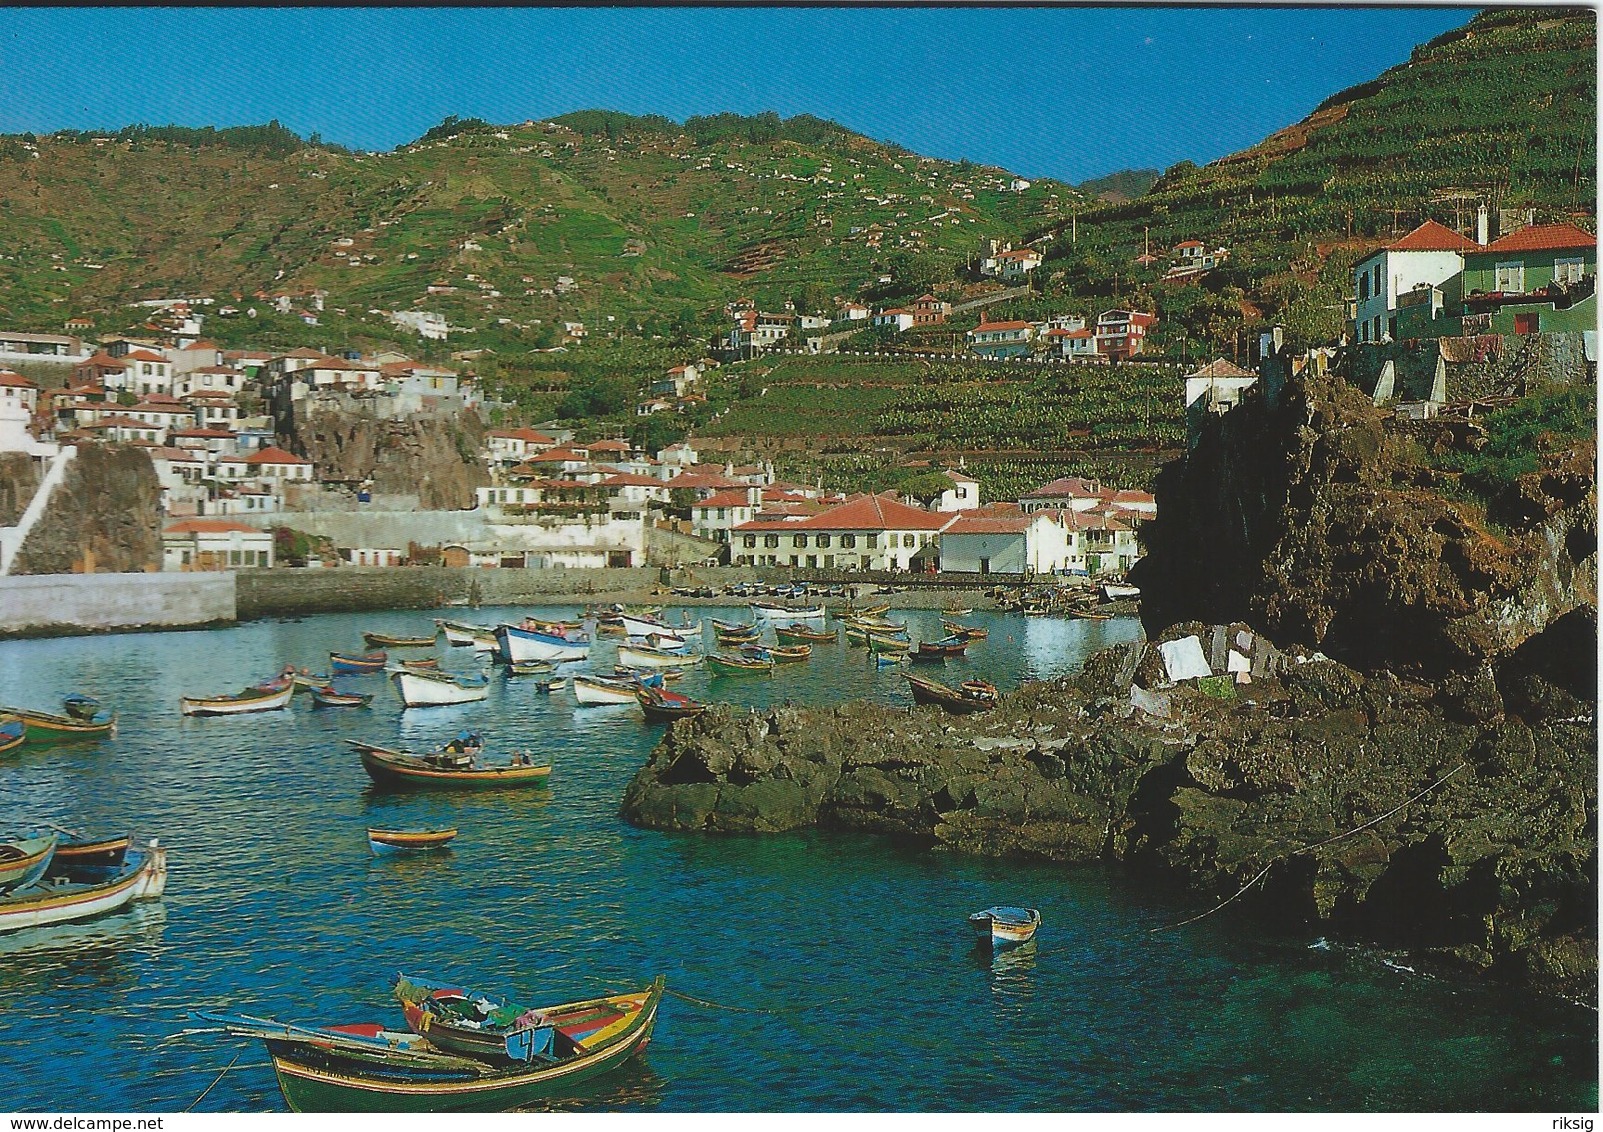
[0,572,234,637]
[234,566,667,619]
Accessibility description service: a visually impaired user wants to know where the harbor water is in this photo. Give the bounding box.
[0,605,1593,1112]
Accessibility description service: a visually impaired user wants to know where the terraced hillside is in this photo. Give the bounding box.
[0,112,1077,340]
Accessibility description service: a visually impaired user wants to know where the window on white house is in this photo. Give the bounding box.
[1495,262,1525,293]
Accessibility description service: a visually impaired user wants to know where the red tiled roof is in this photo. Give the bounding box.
[120,349,169,363]
[793,493,954,532]
[129,402,193,414]
[491,427,557,445]
[90,415,157,429]
[1187,358,1254,379]
[1384,220,1482,254]
[171,428,237,439]
[79,352,127,369]
[247,445,311,465]
[0,370,36,389]
[529,447,585,462]
[1481,223,1597,254]
[164,519,263,535]
[971,320,1031,332]
[601,473,666,488]
[667,472,747,491]
[1021,477,1112,500]
[696,490,756,509]
[587,439,630,452]
[994,249,1040,260]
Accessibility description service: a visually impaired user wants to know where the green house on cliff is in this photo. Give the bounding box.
[1395,222,1597,339]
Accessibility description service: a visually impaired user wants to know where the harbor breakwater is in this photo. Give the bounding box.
[621,617,1597,1002]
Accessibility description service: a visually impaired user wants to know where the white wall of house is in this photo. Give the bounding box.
[1353,249,1466,343]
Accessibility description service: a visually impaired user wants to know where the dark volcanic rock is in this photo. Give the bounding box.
[621,628,1597,1002]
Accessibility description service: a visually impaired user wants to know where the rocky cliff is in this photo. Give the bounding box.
[0,453,41,527]
[622,622,1596,1001]
[1132,373,1596,678]
[12,444,162,574]
[281,403,490,511]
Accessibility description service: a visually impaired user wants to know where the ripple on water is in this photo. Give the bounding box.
[0,605,1592,1112]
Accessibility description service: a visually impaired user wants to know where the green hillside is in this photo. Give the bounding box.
[0,111,1079,344]
[1033,7,1595,349]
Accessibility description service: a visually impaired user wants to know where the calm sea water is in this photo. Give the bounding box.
[0,605,1593,1113]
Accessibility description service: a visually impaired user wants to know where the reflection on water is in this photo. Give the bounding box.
[0,606,1593,1112]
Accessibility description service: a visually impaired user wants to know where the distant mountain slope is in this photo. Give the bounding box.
[1042,7,1595,345]
[1077,169,1159,203]
[0,111,1080,335]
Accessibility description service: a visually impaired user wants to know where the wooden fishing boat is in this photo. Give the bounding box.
[495,624,590,664]
[399,658,442,672]
[368,828,458,854]
[617,612,691,642]
[181,679,294,717]
[504,660,555,676]
[959,680,999,703]
[1100,583,1141,601]
[0,715,24,755]
[941,607,973,617]
[742,643,810,663]
[840,603,890,619]
[390,669,489,709]
[713,626,760,645]
[201,977,664,1113]
[311,686,374,709]
[613,666,674,684]
[706,617,754,634]
[1067,609,1114,621]
[331,652,388,676]
[707,652,773,677]
[52,834,130,870]
[0,841,166,934]
[638,686,705,724]
[363,631,439,649]
[905,674,994,715]
[61,693,102,722]
[774,622,835,645]
[435,620,498,651]
[616,643,703,670]
[630,632,694,655]
[872,651,905,668]
[291,670,334,693]
[843,623,910,648]
[351,741,550,790]
[0,834,57,892]
[968,905,1041,948]
[913,637,969,661]
[571,675,642,706]
[750,601,826,622]
[941,620,989,640]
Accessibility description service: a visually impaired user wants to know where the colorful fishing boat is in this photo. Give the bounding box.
[613,666,673,684]
[571,675,642,706]
[292,670,334,693]
[705,617,754,635]
[959,679,1000,703]
[872,651,905,668]
[751,602,825,621]
[504,660,555,676]
[638,685,706,724]
[350,740,550,790]
[52,834,130,870]
[840,603,890,619]
[0,840,166,934]
[399,658,442,672]
[905,674,995,714]
[968,905,1041,948]
[774,623,836,645]
[363,631,439,649]
[0,834,57,892]
[617,612,691,642]
[713,626,760,645]
[61,693,102,722]
[495,624,590,664]
[435,620,499,651]
[331,652,389,676]
[180,679,295,717]
[742,643,810,663]
[941,620,989,640]
[311,686,374,709]
[200,977,664,1112]
[390,669,489,709]
[0,715,23,755]
[913,637,969,661]
[368,828,458,854]
[707,652,773,677]
[616,643,703,670]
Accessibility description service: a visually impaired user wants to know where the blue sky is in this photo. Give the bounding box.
[0,7,1474,183]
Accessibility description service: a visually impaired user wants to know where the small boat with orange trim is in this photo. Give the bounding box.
[0,840,166,933]
[350,738,549,790]
[0,834,57,892]
[367,828,458,854]
[968,905,1041,949]
[363,631,439,649]
[331,652,388,676]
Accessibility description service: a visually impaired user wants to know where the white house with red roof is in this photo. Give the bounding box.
[183,389,240,430]
[174,365,246,398]
[245,445,314,481]
[487,427,558,466]
[88,415,165,445]
[730,492,956,570]
[162,518,274,571]
[1018,476,1115,514]
[73,352,127,392]
[980,246,1043,280]
[1352,219,1484,344]
[838,301,871,322]
[939,507,1077,575]
[874,308,915,333]
[967,319,1034,359]
[119,349,175,397]
[601,472,672,507]
[690,487,761,543]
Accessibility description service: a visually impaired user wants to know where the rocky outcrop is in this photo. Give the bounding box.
[622,624,1596,1002]
[283,404,489,510]
[11,445,162,574]
[0,453,41,527]
[1132,373,1596,678]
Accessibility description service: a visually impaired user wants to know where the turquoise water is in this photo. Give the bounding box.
[0,605,1593,1113]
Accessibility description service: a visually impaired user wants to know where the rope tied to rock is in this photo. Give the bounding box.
[1152,761,1471,933]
